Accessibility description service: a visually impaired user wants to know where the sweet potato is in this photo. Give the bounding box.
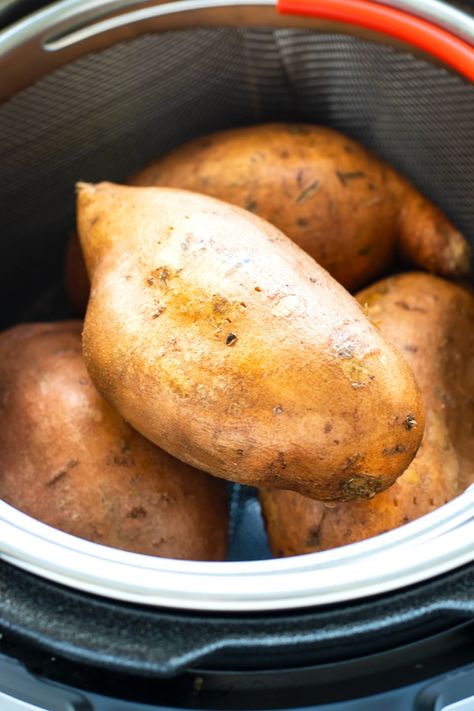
[78,182,424,501]
[261,272,474,555]
[132,123,469,291]
[0,321,229,560]
[65,124,469,314]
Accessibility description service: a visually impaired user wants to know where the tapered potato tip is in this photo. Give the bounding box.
[130,123,471,288]
[76,181,125,275]
[399,191,471,279]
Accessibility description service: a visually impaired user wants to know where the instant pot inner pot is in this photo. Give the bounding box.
[0,26,473,563]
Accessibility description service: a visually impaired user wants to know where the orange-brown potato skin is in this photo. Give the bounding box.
[131,123,469,291]
[78,182,424,501]
[0,321,229,560]
[261,272,474,555]
[65,124,469,314]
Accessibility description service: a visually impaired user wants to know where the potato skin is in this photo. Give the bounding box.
[0,321,229,560]
[65,123,469,313]
[261,272,474,555]
[131,123,469,291]
[78,182,424,501]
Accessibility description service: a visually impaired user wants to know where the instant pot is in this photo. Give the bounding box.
[0,1,473,708]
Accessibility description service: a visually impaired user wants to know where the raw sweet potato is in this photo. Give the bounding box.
[78,182,424,501]
[261,272,474,555]
[132,123,469,291]
[0,321,229,560]
[65,124,469,313]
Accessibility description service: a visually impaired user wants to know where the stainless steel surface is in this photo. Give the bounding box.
[364,0,474,43]
[36,0,474,50]
[0,0,472,611]
[0,692,47,711]
[443,698,474,711]
[0,489,473,611]
[1,0,473,102]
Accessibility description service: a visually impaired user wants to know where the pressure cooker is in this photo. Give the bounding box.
[0,0,473,708]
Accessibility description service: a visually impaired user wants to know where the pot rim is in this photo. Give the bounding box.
[0,487,472,611]
[0,0,473,612]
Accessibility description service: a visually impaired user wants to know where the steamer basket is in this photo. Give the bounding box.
[0,0,473,612]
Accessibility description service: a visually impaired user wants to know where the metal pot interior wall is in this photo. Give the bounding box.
[0,26,472,327]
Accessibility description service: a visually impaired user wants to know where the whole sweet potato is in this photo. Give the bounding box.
[132,123,469,291]
[78,182,424,501]
[0,321,229,560]
[65,124,469,314]
[261,272,474,555]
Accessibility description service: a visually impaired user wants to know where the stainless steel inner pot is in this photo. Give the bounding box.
[0,0,473,612]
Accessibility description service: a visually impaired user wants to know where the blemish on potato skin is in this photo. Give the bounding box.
[46,470,67,487]
[342,453,363,471]
[269,452,287,478]
[306,526,322,547]
[357,244,375,257]
[273,405,283,415]
[152,306,166,319]
[146,266,180,289]
[225,333,237,346]
[224,258,252,277]
[126,506,147,519]
[324,422,333,433]
[405,414,418,430]
[383,444,407,456]
[45,458,78,487]
[336,343,355,359]
[214,297,231,314]
[342,473,385,499]
[395,300,427,313]
[336,170,365,186]
[112,452,134,467]
[152,537,169,549]
[296,180,319,204]
[180,234,191,251]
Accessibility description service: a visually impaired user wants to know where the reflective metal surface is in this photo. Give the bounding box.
[0,0,472,612]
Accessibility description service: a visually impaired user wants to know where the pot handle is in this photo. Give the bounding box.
[277,0,474,81]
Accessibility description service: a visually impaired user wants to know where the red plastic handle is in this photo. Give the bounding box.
[278,0,474,82]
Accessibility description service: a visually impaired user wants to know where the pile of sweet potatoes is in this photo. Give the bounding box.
[1,122,472,560]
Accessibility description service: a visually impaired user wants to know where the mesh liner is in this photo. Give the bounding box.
[0,26,472,559]
[1,27,473,324]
